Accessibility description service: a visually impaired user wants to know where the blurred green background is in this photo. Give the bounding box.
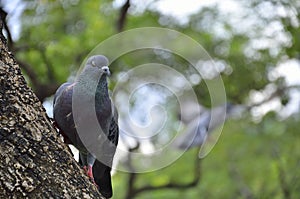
[1,0,300,198]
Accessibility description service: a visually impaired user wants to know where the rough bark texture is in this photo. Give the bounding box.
[0,20,103,198]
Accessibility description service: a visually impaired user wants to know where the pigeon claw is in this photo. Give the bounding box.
[83,166,99,188]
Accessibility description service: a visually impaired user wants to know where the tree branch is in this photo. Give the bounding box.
[128,149,201,198]
[124,142,140,199]
[116,0,130,32]
[16,58,40,86]
[0,6,13,50]
[272,148,292,199]
[38,46,56,82]
[247,85,300,109]
[13,44,32,52]
[14,43,61,101]
[228,162,254,199]
[277,163,291,199]
[16,57,60,101]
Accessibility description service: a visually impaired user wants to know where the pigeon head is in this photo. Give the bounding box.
[76,55,111,92]
[83,55,110,78]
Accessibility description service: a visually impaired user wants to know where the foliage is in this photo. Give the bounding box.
[17,0,117,87]
[112,115,300,199]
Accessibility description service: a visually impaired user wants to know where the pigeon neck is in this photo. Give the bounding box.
[95,75,112,133]
[96,75,110,102]
[76,72,107,95]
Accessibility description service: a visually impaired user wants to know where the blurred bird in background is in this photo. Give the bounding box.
[174,102,236,150]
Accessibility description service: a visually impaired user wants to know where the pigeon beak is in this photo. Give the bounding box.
[101,66,111,76]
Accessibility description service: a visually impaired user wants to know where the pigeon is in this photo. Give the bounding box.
[174,103,233,150]
[53,55,119,198]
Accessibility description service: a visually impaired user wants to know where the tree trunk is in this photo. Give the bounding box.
[0,20,103,198]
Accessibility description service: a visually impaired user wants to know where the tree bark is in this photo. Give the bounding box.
[0,20,103,198]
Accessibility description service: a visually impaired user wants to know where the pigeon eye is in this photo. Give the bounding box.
[91,61,96,67]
